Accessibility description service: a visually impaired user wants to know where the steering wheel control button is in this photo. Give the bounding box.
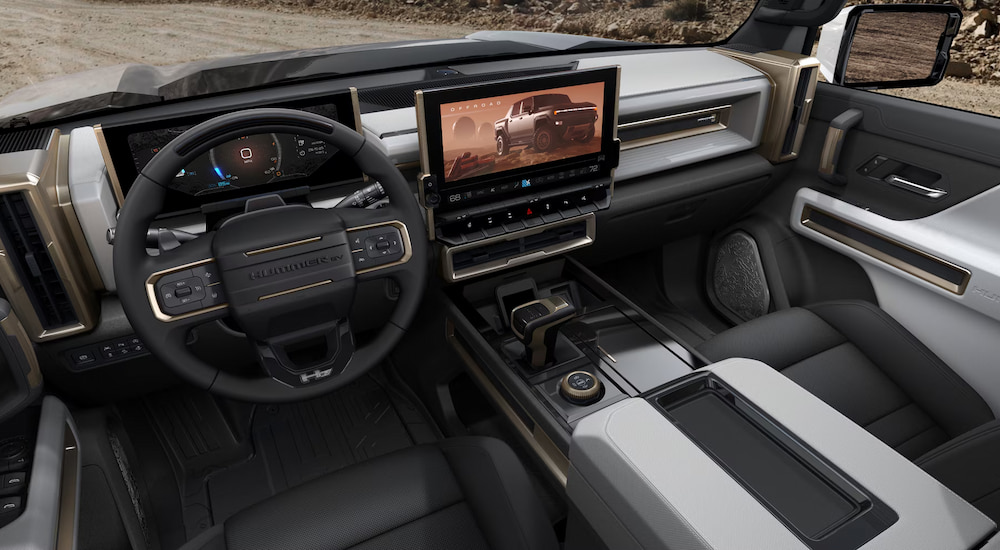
[202,284,226,307]
[348,230,367,251]
[157,276,207,314]
[191,262,220,284]
[559,371,603,406]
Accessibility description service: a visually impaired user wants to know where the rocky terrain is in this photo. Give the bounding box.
[949,2,1000,83]
[97,0,758,44]
[3,0,998,115]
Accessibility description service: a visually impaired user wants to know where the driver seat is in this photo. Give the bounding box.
[178,437,559,550]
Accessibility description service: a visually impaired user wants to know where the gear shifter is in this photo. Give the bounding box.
[510,296,577,369]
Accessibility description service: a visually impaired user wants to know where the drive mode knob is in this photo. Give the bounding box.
[559,371,603,405]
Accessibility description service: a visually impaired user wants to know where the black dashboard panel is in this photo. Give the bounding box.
[102,90,363,214]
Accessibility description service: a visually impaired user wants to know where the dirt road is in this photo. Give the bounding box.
[0,0,474,99]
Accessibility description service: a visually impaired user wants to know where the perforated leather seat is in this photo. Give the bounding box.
[699,299,1000,520]
[179,437,559,550]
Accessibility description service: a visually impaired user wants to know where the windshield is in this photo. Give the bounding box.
[0,0,757,125]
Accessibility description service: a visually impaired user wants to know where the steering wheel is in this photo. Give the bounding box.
[113,108,427,402]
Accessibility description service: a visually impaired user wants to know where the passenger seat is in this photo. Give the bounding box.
[698,300,1000,522]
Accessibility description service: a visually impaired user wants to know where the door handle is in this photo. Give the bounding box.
[884,174,948,199]
[818,108,864,186]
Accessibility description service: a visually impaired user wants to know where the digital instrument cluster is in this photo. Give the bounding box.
[101,90,362,213]
[127,130,336,197]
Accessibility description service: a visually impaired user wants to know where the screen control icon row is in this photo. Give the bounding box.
[438,185,607,245]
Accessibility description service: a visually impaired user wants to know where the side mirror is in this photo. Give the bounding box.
[817,4,962,89]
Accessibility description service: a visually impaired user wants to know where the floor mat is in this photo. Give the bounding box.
[140,368,436,542]
[206,373,420,523]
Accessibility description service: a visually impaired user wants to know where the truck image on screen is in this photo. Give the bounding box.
[494,93,598,156]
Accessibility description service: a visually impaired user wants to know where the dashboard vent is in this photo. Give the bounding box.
[619,105,731,150]
[358,66,573,113]
[710,48,819,163]
[781,66,817,157]
[0,129,52,154]
[445,215,594,281]
[0,192,78,329]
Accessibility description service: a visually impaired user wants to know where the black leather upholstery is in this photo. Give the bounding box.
[698,300,994,460]
[917,420,1000,523]
[180,437,558,550]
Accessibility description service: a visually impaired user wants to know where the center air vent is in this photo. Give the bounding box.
[358,66,573,113]
[0,192,78,329]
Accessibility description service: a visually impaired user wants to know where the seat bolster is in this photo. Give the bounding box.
[808,300,995,437]
[696,307,845,368]
[917,420,1000,523]
[439,437,559,550]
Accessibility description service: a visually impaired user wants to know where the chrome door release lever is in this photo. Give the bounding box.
[883,174,948,199]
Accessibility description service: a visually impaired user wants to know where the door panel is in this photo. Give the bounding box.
[780,82,1000,415]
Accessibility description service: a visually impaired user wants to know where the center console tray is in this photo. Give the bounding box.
[650,374,898,549]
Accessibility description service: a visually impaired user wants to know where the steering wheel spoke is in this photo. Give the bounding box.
[139,233,230,325]
[338,205,419,281]
[115,109,426,402]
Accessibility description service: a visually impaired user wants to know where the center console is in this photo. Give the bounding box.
[444,258,705,483]
[444,259,1000,549]
[567,360,996,550]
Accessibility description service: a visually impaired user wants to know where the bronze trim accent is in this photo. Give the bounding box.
[347,220,414,276]
[619,105,732,151]
[93,124,126,207]
[349,86,364,139]
[56,425,79,550]
[0,310,40,388]
[560,370,602,402]
[442,213,596,282]
[0,130,100,341]
[145,258,228,322]
[54,133,105,292]
[394,161,422,171]
[711,48,820,163]
[597,344,616,363]
[446,319,569,486]
[258,279,332,301]
[414,90,437,242]
[818,127,844,176]
[145,221,410,320]
[800,205,971,294]
[244,236,321,256]
[509,296,570,340]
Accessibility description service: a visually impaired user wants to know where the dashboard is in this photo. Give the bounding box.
[0,43,790,365]
[100,91,363,214]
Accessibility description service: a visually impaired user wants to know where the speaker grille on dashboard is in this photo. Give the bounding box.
[0,192,78,329]
[0,129,52,154]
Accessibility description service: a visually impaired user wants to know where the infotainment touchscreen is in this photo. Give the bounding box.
[440,82,605,184]
[416,67,620,211]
